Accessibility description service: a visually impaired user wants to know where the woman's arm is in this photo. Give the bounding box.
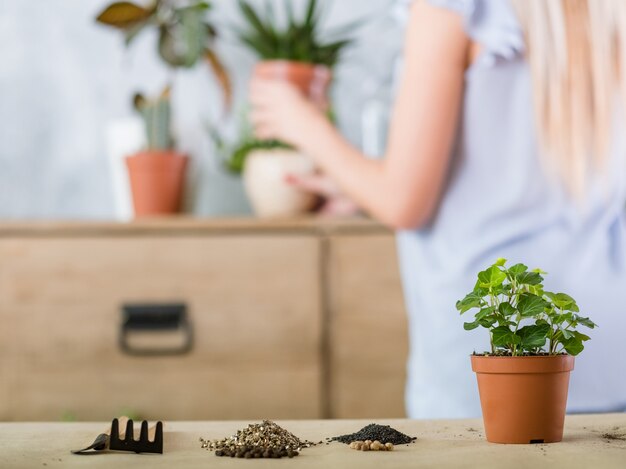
[250,2,469,229]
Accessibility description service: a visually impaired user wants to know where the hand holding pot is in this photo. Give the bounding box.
[249,78,329,149]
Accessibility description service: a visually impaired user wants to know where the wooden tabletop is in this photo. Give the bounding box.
[1,415,624,468]
[0,216,387,237]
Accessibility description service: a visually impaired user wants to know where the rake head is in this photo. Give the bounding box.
[109,418,163,454]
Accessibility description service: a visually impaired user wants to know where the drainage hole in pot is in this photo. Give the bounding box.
[529,439,544,444]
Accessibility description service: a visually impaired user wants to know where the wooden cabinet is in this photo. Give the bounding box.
[0,218,408,421]
[327,234,408,419]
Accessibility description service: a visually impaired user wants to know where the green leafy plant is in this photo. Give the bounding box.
[225,139,290,173]
[134,86,173,150]
[236,0,356,68]
[208,117,290,174]
[96,0,231,105]
[456,258,596,356]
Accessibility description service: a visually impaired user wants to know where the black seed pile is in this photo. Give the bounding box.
[330,424,416,445]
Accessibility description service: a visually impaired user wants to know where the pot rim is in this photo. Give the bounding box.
[471,354,575,374]
[254,60,332,79]
[127,150,188,160]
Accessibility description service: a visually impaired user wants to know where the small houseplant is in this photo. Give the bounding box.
[125,87,189,214]
[235,0,354,217]
[96,0,229,216]
[457,258,596,444]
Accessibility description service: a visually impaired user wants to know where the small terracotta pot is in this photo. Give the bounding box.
[126,150,188,217]
[253,60,332,109]
[472,355,574,444]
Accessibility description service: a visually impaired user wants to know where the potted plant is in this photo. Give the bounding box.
[210,120,319,217]
[123,87,189,215]
[234,0,354,217]
[96,0,230,216]
[456,258,597,444]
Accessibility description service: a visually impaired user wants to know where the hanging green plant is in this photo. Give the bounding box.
[96,0,231,107]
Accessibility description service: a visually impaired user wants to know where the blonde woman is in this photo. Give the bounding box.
[250,0,626,418]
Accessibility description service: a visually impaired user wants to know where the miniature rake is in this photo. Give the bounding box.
[71,417,163,455]
[110,418,163,454]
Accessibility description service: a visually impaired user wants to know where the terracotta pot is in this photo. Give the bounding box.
[472,355,575,444]
[126,150,188,217]
[243,149,316,218]
[253,60,332,109]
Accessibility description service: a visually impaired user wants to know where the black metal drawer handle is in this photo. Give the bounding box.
[120,303,193,356]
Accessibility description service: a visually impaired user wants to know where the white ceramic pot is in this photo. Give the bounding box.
[243,149,317,218]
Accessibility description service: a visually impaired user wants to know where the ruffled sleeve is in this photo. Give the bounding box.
[427,0,525,67]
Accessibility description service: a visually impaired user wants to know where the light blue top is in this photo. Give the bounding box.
[398,0,626,419]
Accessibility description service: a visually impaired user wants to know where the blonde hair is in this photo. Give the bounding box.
[511,0,626,195]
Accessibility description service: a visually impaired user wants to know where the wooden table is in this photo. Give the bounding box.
[1,415,624,468]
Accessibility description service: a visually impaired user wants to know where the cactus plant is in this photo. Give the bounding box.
[133,87,173,151]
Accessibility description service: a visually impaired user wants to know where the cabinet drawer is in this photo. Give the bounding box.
[328,234,408,418]
[0,236,321,421]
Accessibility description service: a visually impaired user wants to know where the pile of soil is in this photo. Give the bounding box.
[330,424,416,445]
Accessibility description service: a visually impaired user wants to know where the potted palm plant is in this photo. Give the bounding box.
[96,0,230,216]
[235,0,354,217]
[457,258,597,444]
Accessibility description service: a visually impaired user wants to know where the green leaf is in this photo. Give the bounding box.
[223,139,291,174]
[498,302,517,317]
[284,0,295,26]
[475,306,496,320]
[478,316,498,328]
[158,25,183,66]
[574,316,597,329]
[517,324,550,348]
[477,266,507,288]
[180,6,207,67]
[95,1,153,28]
[304,0,318,30]
[555,312,573,324]
[545,292,578,310]
[455,291,484,314]
[464,321,480,331]
[508,263,528,276]
[239,33,275,59]
[562,337,584,355]
[491,326,521,347]
[515,271,543,285]
[517,293,547,318]
[495,257,507,267]
[236,0,354,67]
[573,331,591,341]
[238,0,267,35]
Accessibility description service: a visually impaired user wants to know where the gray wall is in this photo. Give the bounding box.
[0,0,407,219]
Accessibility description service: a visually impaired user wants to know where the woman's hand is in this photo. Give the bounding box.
[249,78,327,148]
[286,172,360,216]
